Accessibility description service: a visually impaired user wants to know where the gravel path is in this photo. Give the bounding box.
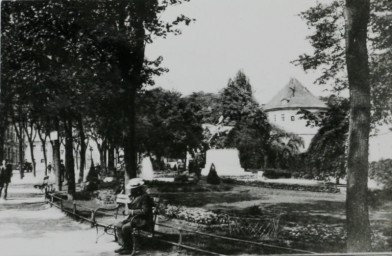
[0,172,197,256]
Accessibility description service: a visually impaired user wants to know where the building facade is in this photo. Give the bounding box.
[4,125,23,167]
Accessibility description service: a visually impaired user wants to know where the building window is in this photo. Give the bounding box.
[41,159,44,163]
[291,116,295,121]
[281,114,285,121]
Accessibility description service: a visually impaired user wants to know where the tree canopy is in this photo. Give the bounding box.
[294,0,392,125]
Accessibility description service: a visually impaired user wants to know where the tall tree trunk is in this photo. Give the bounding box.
[74,144,79,170]
[345,0,371,252]
[12,121,25,179]
[263,154,268,170]
[124,94,138,180]
[51,119,62,191]
[51,139,62,191]
[18,133,24,179]
[123,24,145,180]
[0,118,7,163]
[23,122,37,176]
[37,129,48,176]
[108,144,115,172]
[65,117,75,195]
[77,118,87,183]
[102,140,107,171]
[27,138,36,176]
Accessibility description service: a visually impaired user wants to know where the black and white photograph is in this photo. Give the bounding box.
[0,0,391,255]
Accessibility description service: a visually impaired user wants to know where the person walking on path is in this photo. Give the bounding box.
[0,160,13,199]
[114,178,153,255]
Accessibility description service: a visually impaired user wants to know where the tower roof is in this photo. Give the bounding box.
[264,78,327,111]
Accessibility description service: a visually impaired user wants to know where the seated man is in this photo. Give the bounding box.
[115,178,153,255]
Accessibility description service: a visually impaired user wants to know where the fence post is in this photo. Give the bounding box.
[91,210,96,227]
[50,195,53,207]
[60,200,63,211]
[73,202,76,215]
[177,228,183,253]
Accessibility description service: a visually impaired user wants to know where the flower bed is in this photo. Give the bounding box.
[222,178,340,193]
[281,223,390,252]
[162,205,230,225]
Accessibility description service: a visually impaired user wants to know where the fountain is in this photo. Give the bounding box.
[139,156,154,180]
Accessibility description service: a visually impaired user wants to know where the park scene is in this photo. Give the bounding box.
[1,0,392,255]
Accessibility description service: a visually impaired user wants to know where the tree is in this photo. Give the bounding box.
[294,0,392,125]
[300,96,349,183]
[136,88,203,163]
[1,0,193,193]
[265,126,304,170]
[221,71,271,169]
[186,92,223,124]
[345,0,372,251]
[221,70,256,123]
[295,0,380,250]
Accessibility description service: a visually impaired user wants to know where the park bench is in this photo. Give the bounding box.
[93,196,163,248]
[33,176,54,194]
[128,196,164,255]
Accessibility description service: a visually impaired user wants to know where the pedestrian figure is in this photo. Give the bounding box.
[207,163,220,184]
[47,162,52,174]
[19,161,24,179]
[114,178,153,255]
[60,160,66,182]
[0,160,13,199]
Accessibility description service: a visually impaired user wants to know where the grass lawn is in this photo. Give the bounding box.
[154,179,392,253]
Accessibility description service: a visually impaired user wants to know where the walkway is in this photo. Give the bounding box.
[0,172,118,256]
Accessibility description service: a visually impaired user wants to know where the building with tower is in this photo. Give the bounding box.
[263,78,328,151]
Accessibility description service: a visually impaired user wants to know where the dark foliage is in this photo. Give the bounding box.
[298,96,349,182]
[369,159,392,190]
[263,168,292,179]
[222,71,270,169]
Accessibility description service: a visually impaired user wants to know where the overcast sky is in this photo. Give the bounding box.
[146,0,333,104]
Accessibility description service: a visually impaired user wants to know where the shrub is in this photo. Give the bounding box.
[243,205,263,216]
[263,168,291,179]
[174,174,189,184]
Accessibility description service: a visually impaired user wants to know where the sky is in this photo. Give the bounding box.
[146,0,333,105]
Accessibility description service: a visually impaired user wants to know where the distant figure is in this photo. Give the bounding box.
[47,162,52,174]
[19,161,24,179]
[207,163,220,185]
[23,159,32,173]
[115,178,153,255]
[60,160,66,182]
[0,160,13,199]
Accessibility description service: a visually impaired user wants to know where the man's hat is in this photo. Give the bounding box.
[126,178,145,190]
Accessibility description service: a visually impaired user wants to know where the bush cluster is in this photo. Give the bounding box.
[222,178,340,193]
[263,169,292,179]
[369,159,392,190]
